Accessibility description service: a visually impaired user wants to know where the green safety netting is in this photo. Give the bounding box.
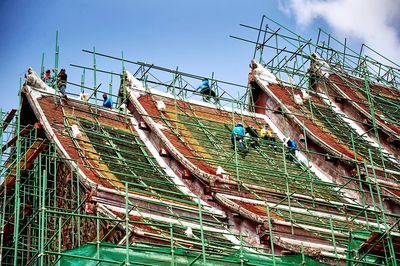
[346,230,399,266]
[346,230,371,266]
[59,242,328,265]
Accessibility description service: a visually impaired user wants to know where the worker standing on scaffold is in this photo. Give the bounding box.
[231,122,246,152]
[307,54,318,91]
[196,78,216,102]
[57,69,68,99]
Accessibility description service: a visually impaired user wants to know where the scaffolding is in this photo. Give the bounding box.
[1,90,250,264]
[232,15,400,264]
[1,15,400,266]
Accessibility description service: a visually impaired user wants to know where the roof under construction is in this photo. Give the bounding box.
[1,16,400,265]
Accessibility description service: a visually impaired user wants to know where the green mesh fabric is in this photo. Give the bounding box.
[60,242,328,265]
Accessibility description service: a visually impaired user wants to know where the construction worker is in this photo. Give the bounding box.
[245,126,259,148]
[25,67,33,79]
[260,124,275,142]
[57,69,68,98]
[231,122,245,152]
[307,54,318,90]
[43,69,55,87]
[196,78,216,102]
[102,93,113,108]
[284,138,298,156]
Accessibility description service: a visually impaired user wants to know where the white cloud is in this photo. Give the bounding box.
[281,0,400,64]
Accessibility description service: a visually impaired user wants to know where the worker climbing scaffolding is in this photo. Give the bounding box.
[231,122,246,152]
[196,78,216,102]
[283,137,298,160]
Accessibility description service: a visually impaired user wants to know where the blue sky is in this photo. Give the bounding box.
[0,1,296,111]
[0,1,398,112]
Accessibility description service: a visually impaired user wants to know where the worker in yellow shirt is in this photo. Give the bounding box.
[260,124,275,142]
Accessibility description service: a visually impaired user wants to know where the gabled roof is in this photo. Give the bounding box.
[21,82,239,255]
[329,73,400,139]
[123,77,394,259]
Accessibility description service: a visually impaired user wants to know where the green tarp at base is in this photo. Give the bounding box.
[59,242,328,265]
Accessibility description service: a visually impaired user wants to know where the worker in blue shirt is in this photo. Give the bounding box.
[43,69,56,87]
[196,78,216,102]
[285,138,298,155]
[102,93,113,109]
[231,122,245,152]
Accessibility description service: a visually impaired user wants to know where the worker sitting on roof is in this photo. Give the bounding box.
[260,124,275,142]
[197,78,216,102]
[102,93,113,109]
[43,69,55,87]
[231,122,246,152]
[284,138,298,156]
[245,126,259,148]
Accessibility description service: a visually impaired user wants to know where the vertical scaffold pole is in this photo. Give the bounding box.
[172,70,179,135]
[39,169,47,266]
[93,47,97,106]
[170,223,175,266]
[54,31,59,106]
[281,136,294,234]
[302,122,315,204]
[122,51,126,95]
[260,21,268,63]
[367,149,397,265]
[96,206,100,261]
[125,182,130,265]
[197,196,206,265]
[40,52,45,79]
[54,31,59,74]
[367,149,385,217]
[121,51,128,123]
[57,216,62,266]
[12,80,23,266]
[120,51,126,108]
[51,142,59,252]
[362,159,380,226]
[253,16,264,59]
[232,102,241,192]
[109,72,113,108]
[329,216,338,260]
[266,205,276,266]
[80,68,86,94]
[239,233,244,266]
[76,164,81,247]
[0,109,5,265]
[362,63,387,174]
[109,72,113,94]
